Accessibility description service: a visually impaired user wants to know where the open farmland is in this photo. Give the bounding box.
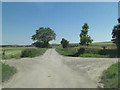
[56,42,117,58]
[69,42,116,49]
[90,42,115,45]
[0,47,47,59]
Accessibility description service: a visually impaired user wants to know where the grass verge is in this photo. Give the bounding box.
[100,62,120,88]
[56,48,76,56]
[2,63,17,82]
[2,48,47,59]
[21,48,47,58]
[79,53,110,58]
[56,48,111,58]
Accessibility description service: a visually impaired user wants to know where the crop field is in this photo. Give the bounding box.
[90,42,115,45]
[0,47,46,59]
[68,42,116,49]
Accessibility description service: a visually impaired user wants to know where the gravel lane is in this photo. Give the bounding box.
[2,49,118,88]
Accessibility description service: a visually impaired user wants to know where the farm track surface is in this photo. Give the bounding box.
[2,49,118,88]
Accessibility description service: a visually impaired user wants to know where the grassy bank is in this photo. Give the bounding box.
[56,47,117,58]
[56,48,77,56]
[2,63,17,82]
[100,62,119,88]
[21,48,47,58]
[1,47,47,59]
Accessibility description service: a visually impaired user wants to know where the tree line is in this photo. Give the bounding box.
[32,23,93,48]
[32,18,120,55]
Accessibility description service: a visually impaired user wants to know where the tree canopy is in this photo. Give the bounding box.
[32,27,56,48]
[61,38,69,48]
[80,23,93,45]
[112,18,120,57]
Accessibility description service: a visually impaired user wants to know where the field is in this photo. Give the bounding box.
[0,42,117,59]
[0,47,47,59]
[56,42,117,58]
[90,42,115,45]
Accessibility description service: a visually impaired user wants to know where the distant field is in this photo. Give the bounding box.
[90,42,115,45]
[0,42,117,59]
[56,41,117,58]
[69,42,116,49]
[0,47,45,59]
[52,42,116,47]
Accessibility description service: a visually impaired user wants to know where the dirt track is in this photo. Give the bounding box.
[2,49,118,88]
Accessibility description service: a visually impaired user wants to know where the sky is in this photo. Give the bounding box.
[1,0,120,2]
[2,2,118,45]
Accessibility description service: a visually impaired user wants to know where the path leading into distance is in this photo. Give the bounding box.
[2,49,118,88]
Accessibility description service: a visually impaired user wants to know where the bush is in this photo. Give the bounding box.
[74,48,85,56]
[78,48,85,54]
[85,48,100,54]
[21,48,40,57]
[61,38,69,48]
[99,50,107,55]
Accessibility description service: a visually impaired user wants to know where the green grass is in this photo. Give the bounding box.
[1,47,31,59]
[90,42,115,45]
[56,48,77,56]
[100,62,120,88]
[79,53,110,58]
[1,48,47,82]
[2,63,17,82]
[21,48,47,58]
[1,47,47,59]
[56,48,113,58]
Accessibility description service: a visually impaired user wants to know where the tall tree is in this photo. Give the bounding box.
[79,23,93,45]
[112,18,120,57]
[32,27,56,48]
[61,38,69,48]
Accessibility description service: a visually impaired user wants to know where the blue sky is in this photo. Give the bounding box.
[2,2,118,45]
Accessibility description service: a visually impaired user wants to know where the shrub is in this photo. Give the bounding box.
[61,38,69,48]
[98,50,107,55]
[74,48,85,56]
[85,48,100,54]
[21,48,39,57]
[78,48,85,54]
